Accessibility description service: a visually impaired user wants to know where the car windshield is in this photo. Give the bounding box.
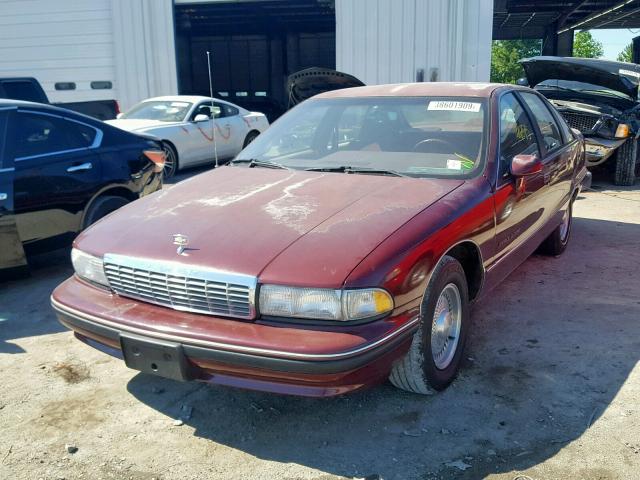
[536,79,632,100]
[237,96,488,178]
[120,100,193,122]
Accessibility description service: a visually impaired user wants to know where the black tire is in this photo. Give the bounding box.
[539,198,573,256]
[83,195,128,229]
[243,131,260,148]
[389,255,470,394]
[614,138,637,186]
[162,142,179,179]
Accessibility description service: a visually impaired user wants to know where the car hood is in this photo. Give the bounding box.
[286,68,365,107]
[521,56,640,99]
[105,118,181,132]
[76,168,463,288]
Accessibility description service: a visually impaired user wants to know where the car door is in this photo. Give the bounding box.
[8,109,103,254]
[190,102,234,162]
[487,92,547,286]
[219,102,246,155]
[0,108,28,272]
[518,91,575,218]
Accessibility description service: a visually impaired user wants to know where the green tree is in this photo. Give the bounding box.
[573,30,604,58]
[617,42,633,62]
[490,39,542,84]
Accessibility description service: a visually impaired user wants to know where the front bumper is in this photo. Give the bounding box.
[52,277,418,397]
[584,137,626,166]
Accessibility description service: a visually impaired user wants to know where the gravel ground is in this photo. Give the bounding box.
[1,173,639,480]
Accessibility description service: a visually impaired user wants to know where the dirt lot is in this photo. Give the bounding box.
[1,173,639,480]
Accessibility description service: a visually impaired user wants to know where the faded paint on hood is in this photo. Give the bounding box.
[105,118,183,132]
[75,167,463,287]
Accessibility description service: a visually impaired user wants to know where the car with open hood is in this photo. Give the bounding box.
[52,82,589,397]
[521,56,640,185]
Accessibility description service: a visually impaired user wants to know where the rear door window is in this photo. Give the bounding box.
[0,81,44,102]
[9,111,92,160]
[519,92,564,152]
[499,93,540,178]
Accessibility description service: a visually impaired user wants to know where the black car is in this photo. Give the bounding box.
[520,56,640,186]
[0,100,164,275]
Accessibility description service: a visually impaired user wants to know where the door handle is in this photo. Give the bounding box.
[67,162,92,173]
[0,193,7,201]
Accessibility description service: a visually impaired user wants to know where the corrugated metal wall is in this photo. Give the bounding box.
[0,0,177,110]
[0,0,117,103]
[111,0,178,110]
[336,0,493,85]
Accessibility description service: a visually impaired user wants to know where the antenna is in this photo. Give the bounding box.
[207,51,219,168]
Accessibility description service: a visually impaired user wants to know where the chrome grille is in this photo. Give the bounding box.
[103,254,256,319]
[560,112,599,133]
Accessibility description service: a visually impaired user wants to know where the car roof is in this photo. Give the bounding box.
[316,82,506,99]
[0,99,105,125]
[142,95,222,104]
[0,98,50,109]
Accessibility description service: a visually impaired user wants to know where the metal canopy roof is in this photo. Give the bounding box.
[494,0,640,40]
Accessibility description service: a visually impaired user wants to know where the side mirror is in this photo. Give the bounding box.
[193,114,210,123]
[116,112,123,119]
[511,154,542,176]
[516,77,529,87]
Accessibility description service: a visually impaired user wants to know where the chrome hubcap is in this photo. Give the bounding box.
[431,283,462,370]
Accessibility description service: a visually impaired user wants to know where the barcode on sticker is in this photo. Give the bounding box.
[428,101,481,112]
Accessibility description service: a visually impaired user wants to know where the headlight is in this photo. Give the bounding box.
[259,285,393,321]
[71,248,109,287]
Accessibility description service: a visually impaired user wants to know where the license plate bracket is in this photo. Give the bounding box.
[120,333,191,382]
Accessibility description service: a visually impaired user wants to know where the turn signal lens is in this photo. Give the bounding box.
[259,285,394,321]
[343,289,394,320]
[615,123,630,138]
[144,149,166,173]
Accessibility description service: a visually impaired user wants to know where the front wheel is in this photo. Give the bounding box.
[389,255,470,394]
[614,138,637,186]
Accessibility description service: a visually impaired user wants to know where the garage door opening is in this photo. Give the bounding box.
[174,0,336,120]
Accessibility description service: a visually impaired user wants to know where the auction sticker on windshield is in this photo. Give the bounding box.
[427,101,481,112]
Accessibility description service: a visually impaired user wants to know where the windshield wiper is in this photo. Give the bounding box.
[305,165,409,177]
[230,158,290,170]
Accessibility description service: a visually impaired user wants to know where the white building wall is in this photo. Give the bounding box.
[111,0,178,110]
[0,0,177,110]
[336,0,493,85]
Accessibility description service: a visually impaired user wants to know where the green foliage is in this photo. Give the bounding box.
[490,39,542,84]
[617,43,633,62]
[573,30,604,58]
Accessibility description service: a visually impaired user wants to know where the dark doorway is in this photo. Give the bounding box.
[174,0,336,121]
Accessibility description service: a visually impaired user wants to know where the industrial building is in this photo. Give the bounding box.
[1,0,639,115]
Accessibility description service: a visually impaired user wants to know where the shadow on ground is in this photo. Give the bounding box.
[126,213,640,479]
[0,248,71,354]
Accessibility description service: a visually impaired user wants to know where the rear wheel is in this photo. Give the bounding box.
[614,138,637,186]
[539,198,573,256]
[162,142,179,179]
[83,195,128,229]
[389,255,470,394]
[243,131,260,148]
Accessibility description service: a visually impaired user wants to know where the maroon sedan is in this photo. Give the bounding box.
[52,83,590,397]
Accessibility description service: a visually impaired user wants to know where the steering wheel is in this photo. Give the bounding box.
[412,138,457,153]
